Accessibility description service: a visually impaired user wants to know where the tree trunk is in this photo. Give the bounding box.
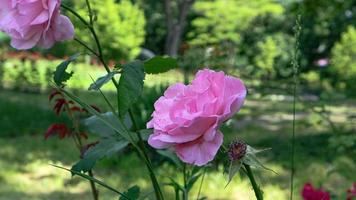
[164,0,194,57]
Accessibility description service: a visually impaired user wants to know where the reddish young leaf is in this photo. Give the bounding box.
[49,90,61,102]
[70,106,82,113]
[44,124,71,140]
[80,141,99,158]
[53,98,66,115]
[79,132,89,140]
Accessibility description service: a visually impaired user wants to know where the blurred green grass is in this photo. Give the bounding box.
[0,88,355,199]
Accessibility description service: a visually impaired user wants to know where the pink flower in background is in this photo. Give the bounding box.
[346,182,356,200]
[147,69,246,166]
[0,0,74,49]
[302,183,331,200]
[316,58,329,67]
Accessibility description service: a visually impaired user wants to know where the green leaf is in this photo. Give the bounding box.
[144,56,178,74]
[119,185,140,200]
[242,153,275,173]
[226,160,242,187]
[53,53,80,86]
[82,112,117,137]
[82,112,132,137]
[242,146,277,174]
[72,136,129,173]
[138,129,152,141]
[157,149,182,167]
[118,61,145,118]
[88,71,118,90]
[246,146,272,155]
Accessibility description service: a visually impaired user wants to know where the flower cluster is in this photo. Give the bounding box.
[147,69,246,166]
[0,0,74,49]
[302,183,330,200]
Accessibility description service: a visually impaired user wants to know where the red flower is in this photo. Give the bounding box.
[347,182,356,200]
[44,124,71,140]
[302,183,330,200]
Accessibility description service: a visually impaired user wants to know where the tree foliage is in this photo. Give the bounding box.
[188,0,284,46]
[331,25,356,92]
[74,0,146,60]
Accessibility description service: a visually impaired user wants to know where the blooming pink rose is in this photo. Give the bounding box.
[302,183,330,200]
[147,69,246,166]
[0,0,74,49]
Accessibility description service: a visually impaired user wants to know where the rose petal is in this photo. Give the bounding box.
[175,131,223,166]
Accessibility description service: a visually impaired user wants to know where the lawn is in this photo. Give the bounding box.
[0,88,355,200]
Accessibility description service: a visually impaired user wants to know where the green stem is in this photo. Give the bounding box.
[61,4,90,27]
[89,170,99,200]
[63,3,164,199]
[128,109,165,200]
[182,164,188,200]
[290,16,301,200]
[62,95,99,200]
[244,164,263,200]
[52,164,129,199]
[74,38,98,57]
[196,168,206,200]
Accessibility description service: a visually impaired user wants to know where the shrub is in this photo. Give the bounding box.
[330,26,356,93]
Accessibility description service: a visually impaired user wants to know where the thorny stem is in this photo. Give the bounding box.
[129,110,165,200]
[89,170,99,200]
[244,164,263,200]
[62,3,164,200]
[62,95,99,200]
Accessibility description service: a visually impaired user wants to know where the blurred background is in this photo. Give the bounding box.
[0,0,355,199]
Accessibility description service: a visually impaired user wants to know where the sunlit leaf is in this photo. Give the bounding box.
[53,53,80,86]
[144,56,178,74]
[246,145,271,155]
[88,71,118,90]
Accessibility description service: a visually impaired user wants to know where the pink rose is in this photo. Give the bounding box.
[147,69,246,166]
[0,0,74,49]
